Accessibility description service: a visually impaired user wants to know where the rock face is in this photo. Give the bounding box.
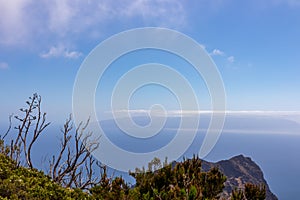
[201,155,278,200]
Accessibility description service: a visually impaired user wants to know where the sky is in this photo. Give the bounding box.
[1,0,300,124]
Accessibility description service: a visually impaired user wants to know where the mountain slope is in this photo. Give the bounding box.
[201,155,278,200]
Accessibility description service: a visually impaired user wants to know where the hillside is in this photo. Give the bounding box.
[201,155,278,200]
[0,152,274,199]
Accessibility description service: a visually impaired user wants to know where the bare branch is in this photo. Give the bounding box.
[49,115,100,189]
[3,93,102,190]
[5,93,51,168]
[1,114,13,140]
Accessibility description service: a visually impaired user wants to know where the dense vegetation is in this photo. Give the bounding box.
[0,151,266,200]
[0,94,266,199]
[0,152,90,200]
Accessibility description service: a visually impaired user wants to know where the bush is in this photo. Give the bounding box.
[0,153,90,200]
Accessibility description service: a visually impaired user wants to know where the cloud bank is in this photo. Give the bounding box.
[108,110,300,135]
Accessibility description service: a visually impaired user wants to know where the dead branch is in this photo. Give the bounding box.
[12,93,50,168]
[3,93,103,189]
[1,114,13,140]
[49,115,101,189]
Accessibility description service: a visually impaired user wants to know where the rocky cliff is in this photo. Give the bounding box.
[201,155,278,200]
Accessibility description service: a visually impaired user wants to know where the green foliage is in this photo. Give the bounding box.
[0,153,90,200]
[130,156,226,200]
[231,183,266,200]
[0,140,10,157]
[244,183,266,200]
[188,185,197,200]
[231,188,245,200]
[200,167,227,199]
[0,150,267,200]
[89,174,130,200]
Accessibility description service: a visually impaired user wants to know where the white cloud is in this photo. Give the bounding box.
[0,0,32,45]
[0,0,187,47]
[227,56,235,63]
[40,45,82,59]
[111,109,300,124]
[112,109,300,116]
[0,62,9,69]
[48,0,186,34]
[64,51,82,59]
[211,49,224,56]
[119,0,185,26]
[209,48,237,64]
[47,0,75,35]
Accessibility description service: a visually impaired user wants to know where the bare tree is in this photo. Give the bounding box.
[10,93,50,168]
[2,93,102,189]
[49,115,101,189]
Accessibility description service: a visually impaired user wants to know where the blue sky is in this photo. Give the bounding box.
[1,0,300,124]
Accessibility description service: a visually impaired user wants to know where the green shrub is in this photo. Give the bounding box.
[0,153,90,200]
